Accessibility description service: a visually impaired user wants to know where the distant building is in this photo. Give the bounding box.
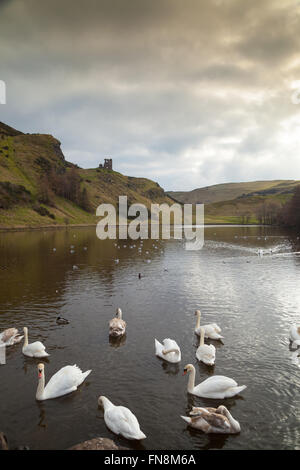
[99,158,113,170]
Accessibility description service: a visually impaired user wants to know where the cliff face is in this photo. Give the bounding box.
[0,121,172,228]
[0,121,23,137]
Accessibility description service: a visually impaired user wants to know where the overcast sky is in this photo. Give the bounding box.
[1,0,300,191]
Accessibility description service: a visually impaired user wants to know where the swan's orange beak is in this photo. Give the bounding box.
[183,370,187,376]
[38,370,42,378]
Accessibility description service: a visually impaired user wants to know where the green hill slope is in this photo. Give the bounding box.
[0,121,172,228]
[167,180,300,205]
[168,180,300,224]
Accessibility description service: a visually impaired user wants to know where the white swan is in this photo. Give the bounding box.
[291,350,300,367]
[36,363,92,400]
[194,310,223,340]
[289,324,300,348]
[155,338,181,363]
[183,364,246,399]
[109,308,126,337]
[0,328,23,346]
[196,327,216,365]
[22,327,49,358]
[98,396,146,440]
[181,405,240,434]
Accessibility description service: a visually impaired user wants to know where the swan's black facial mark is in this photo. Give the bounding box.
[183,368,187,375]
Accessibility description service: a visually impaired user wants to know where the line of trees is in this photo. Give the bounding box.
[239,185,300,228]
[38,168,92,212]
[252,185,300,228]
[278,185,300,230]
[254,200,282,225]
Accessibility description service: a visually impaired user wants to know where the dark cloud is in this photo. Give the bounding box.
[1,0,300,190]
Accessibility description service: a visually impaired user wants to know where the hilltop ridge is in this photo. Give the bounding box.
[0,121,172,228]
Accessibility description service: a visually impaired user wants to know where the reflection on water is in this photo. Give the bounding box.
[109,334,127,349]
[0,225,300,450]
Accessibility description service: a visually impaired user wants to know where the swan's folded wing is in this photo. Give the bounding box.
[106,406,141,438]
[109,318,126,329]
[197,344,215,354]
[190,407,217,415]
[162,338,179,351]
[211,323,222,333]
[203,324,222,337]
[191,409,230,430]
[26,341,46,354]
[0,328,18,344]
[109,318,118,328]
[199,375,238,393]
[44,365,83,397]
[207,344,216,354]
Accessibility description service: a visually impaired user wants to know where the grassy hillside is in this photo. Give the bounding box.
[168,180,299,224]
[203,193,290,224]
[0,121,173,228]
[168,180,300,205]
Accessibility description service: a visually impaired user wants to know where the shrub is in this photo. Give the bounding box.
[32,204,55,219]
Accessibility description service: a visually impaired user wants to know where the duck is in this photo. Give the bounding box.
[36,363,91,401]
[196,327,216,365]
[56,317,69,325]
[183,364,246,399]
[22,327,49,358]
[0,328,23,346]
[155,338,181,363]
[194,310,223,340]
[98,396,146,440]
[289,324,300,348]
[109,308,126,337]
[181,405,240,434]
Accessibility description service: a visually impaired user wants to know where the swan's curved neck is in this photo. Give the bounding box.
[101,397,114,411]
[199,328,204,347]
[195,314,201,330]
[36,372,45,400]
[221,408,240,432]
[24,329,28,347]
[117,309,122,319]
[187,367,196,393]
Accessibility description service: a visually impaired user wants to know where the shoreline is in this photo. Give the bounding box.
[0,222,268,233]
[0,223,98,233]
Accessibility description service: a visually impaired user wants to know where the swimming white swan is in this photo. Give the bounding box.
[155,338,181,363]
[109,308,126,337]
[181,405,240,434]
[36,363,91,401]
[194,310,223,340]
[98,396,146,440]
[196,327,216,365]
[183,364,246,399]
[22,327,49,358]
[289,324,300,348]
[0,328,23,346]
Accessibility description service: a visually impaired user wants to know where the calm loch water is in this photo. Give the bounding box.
[0,225,299,450]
